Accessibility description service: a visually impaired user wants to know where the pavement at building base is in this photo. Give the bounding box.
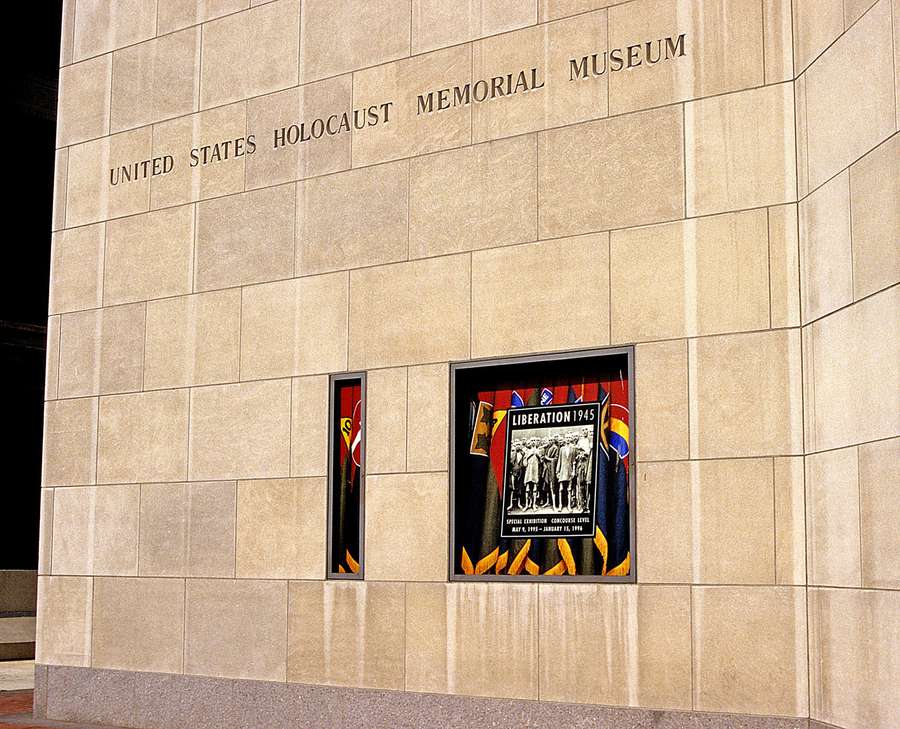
[0,691,125,729]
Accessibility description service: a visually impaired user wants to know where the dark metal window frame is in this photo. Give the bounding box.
[448,346,637,583]
[326,371,367,580]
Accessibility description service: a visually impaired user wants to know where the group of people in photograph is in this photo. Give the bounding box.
[506,427,594,514]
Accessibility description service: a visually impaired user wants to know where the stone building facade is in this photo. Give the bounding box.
[37,1,898,727]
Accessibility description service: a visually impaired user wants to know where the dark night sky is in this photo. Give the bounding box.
[2,3,63,568]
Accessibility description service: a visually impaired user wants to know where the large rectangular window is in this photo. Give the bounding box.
[327,373,365,578]
[450,348,634,582]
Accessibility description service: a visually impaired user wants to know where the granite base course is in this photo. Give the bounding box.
[33,664,812,729]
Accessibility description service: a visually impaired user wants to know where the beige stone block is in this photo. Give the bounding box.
[636,461,691,583]
[858,437,900,588]
[844,0,879,25]
[139,481,236,578]
[189,380,292,481]
[538,0,619,22]
[151,103,247,209]
[471,12,608,142]
[539,106,683,237]
[685,83,796,217]
[56,54,111,147]
[200,0,300,109]
[792,0,843,72]
[72,0,156,61]
[774,456,806,585]
[111,28,200,133]
[105,205,194,306]
[637,459,775,584]
[693,586,808,716]
[804,288,900,452]
[769,204,801,328]
[42,397,98,487]
[185,578,287,681]
[144,289,241,390]
[60,0,76,66]
[611,210,770,342]
[351,45,471,166]
[799,171,853,323]
[366,472,448,581]
[806,447,862,588]
[471,234,609,358]
[51,484,140,576]
[157,0,249,34]
[236,477,326,579]
[409,136,536,258]
[240,274,348,380]
[195,185,294,291]
[290,376,328,477]
[405,582,537,698]
[697,459,775,584]
[97,390,189,483]
[794,72,811,199]
[412,0,537,54]
[849,134,900,299]
[49,223,105,315]
[92,577,184,673]
[608,0,762,115]
[539,584,691,709]
[38,489,54,575]
[365,368,408,475]
[635,340,689,461]
[245,76,352,189]
[895,0,900,128]
[690,329,803,458]
[58,304,146,398]
[52,148,68,232]
[296,161,408,275]
[45,316,60,401]
[349,256,470,368]
[288,581,405,689]
[35,576,92,667]
[65,128,152,228]
[406,364,449,473]
[299,0,409,83]
[764,0,794,83]
[808,587,900,729]
[804,0,895,190]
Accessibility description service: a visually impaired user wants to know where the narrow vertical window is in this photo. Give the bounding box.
[328,373,365,578]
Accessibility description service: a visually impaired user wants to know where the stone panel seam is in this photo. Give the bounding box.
[772,457,777,585]
[800,279,898,331]
[38,574,900,590]
[50,198,815,318]
[855,446,863,586]
[689,584,695,710]
[136,484,143,576]
[794,0,886,77]
[345,270,350,371]
[766,208,773,328]
[106,53,114,140]
[892,0,899,126]
[760,0,767,84]
[47,324,834,406]
[181,576,187,675]
[846,172,856,300]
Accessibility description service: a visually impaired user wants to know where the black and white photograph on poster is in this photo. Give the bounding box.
[500,403,600,539]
